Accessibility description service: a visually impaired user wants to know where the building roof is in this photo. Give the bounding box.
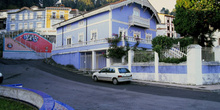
[53,0,161,28]
[8,6,44,14]
[158,13,175,18]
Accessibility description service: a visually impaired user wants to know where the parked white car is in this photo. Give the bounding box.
[0,72,3,84]
[92,67,132,85]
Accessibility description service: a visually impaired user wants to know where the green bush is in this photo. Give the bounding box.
[159,57,186,64]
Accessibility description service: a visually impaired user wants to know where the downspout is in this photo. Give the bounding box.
[62,26,64,46]
[86,18,88,44]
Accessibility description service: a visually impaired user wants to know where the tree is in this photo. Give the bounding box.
[174,0,220,46]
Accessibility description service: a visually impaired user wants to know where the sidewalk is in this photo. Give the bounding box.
[132,80,220,93]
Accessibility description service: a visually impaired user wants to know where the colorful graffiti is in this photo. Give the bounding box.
[23,34,39,42]
[15,32,52,53]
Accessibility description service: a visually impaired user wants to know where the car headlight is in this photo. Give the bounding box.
[0,73,2,77]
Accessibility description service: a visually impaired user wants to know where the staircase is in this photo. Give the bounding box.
[162,47,187,58]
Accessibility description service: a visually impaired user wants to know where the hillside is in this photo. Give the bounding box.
[0,0,120,11]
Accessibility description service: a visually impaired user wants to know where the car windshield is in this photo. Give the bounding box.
[118,68,130,73]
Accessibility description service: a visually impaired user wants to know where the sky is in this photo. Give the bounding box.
[148,0,176,12]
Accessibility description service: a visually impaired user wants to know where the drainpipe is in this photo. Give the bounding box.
[86,18,88,44]
[62,26,64,46]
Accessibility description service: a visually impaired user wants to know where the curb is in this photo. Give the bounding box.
[0,84,74,110]
[132,80,220,93]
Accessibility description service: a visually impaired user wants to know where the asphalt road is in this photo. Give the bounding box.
[1,59,220,110]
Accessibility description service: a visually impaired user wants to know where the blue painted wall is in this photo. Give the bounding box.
[159,65,187,74]
[202,65,220,74]
[132,66,155,73]
[52,52,80,69]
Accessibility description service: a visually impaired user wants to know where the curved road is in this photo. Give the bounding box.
[0,59,220,110]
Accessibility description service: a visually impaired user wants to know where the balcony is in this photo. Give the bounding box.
[129,15,150,29]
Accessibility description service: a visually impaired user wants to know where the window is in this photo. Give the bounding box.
[24,13,28,20]
[37,12,42,19]
[79,20,84,27]
[19,14,23,20]
[146,33,152,41]
[24,23,28,29]
[19,23,23,30]
[29,23,33,29]
[91,30,98,41]
[52,12,56,19]
[11,14,15,21]
[133,8,140,16]
[30,13,33,19]
[37,22,42,28]
[167,33,170,37]
[119,28,127,37]
[172,27,174,31]
[167,26,170,31]
[10,24,15,30]
[133,31,141,38]
[109,68,115,73]
[60,11,64,19]
[118,68,130,73]
[67,37,71,45]
[78,33,84,42]
[167,19,170,23]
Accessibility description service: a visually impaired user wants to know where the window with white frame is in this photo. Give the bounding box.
[133,7,140,16]
[146,33,152,43]
[11,14,15,21]
[37,22,42,28]
[11,24,15,30]
[78,20,84,27]
[91,30,98,41]
[30,13,33,19]
[52,12,56,19]
[24,13,28,20]
[29,23,33,29]
[60,11,64,19]
[19,14,23,20]
[119,27,127,37]
[24,23,28,29]
[19,23,23,30]
[133,31,141,38]
[37,12,42,19]
[78,33,84,42]
[67,37,72,45]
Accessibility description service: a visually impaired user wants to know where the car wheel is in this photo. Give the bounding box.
[112,78,118,85]
[93,76,98,82]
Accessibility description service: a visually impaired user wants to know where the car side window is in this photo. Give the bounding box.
[109,68,115,73]
[100,68,108,73]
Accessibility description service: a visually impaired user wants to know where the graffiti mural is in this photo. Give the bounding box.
[23,34,39,42]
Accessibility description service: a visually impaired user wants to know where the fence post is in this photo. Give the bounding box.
[214,45,220,62]
[187,44,202,85]
[92,51,96,71]
[128,50,134,72]
[154,52,159,81]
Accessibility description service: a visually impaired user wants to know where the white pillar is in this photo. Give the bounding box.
[106,50,111,67]
[154,52,159,81]
[92,51,96,71]
[128,50,134,72]
[214,45,220,62]
[187,44,202,85]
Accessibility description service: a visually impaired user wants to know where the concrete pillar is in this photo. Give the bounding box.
[106,50,111,67]
[214,45,220,62]
[154,52,159,81]
[128,50,134,72]
[187,44,202,85]
[92,51,96,70]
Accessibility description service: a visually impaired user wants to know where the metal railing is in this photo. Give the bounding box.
[129,15,150,28]
[202,47,215,62]
[134,51,154,63]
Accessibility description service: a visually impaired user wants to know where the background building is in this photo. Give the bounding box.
[156,13,180,38]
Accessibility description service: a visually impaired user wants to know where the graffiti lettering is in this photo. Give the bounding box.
[23,34,39,42]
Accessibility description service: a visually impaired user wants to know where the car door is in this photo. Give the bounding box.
[106,68,116,81]
[98,68,108,81]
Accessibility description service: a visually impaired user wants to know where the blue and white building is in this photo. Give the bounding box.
[6,6,45,32]
[52,0,160,70]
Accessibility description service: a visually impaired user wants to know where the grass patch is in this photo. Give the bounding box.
[0,97,38,110]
